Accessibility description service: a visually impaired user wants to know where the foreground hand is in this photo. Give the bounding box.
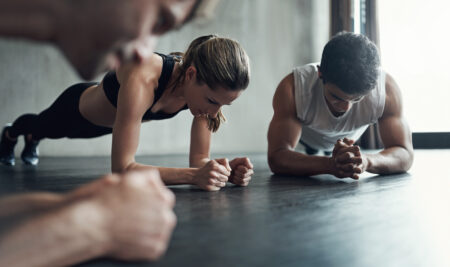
[229,157,254,186]
[92,169,176,261]
[66,174,120,202]
[193,159,231,191]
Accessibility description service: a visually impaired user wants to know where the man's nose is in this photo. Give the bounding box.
[132,36,159,62]
[338,101,351,111]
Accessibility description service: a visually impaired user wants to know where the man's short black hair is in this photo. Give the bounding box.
[319,32,380,95]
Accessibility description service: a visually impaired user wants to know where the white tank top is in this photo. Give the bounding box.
[293,63,386,151]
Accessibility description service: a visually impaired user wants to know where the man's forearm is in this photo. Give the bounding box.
[269,149,333,176]
[0,198,109,267]
[0,193,64,219]
[365,146,414,174]
[0,0,65,41]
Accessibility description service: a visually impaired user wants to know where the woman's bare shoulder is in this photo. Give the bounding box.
[116,54,163,87]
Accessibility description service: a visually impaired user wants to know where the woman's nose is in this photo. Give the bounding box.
[208,106,221,118]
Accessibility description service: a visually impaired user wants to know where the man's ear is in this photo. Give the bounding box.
[317,65,322,79]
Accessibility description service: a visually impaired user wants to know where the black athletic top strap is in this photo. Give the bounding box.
[101,53,188,121]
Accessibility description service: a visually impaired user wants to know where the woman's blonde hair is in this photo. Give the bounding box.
[170,34,250,132]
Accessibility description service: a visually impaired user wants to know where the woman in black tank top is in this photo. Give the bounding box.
[0,35,254,191]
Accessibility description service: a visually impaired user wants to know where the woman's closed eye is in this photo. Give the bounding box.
[208,98,219,105]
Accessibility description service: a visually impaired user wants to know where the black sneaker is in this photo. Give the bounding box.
[0,124,17,166]
[21,135,39,165]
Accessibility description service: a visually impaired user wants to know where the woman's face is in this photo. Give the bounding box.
[183,67,243,118]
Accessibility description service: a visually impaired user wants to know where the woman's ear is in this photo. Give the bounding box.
[185,65,197,82]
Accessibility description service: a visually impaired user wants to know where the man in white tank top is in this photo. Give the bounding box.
[267,32,414,179]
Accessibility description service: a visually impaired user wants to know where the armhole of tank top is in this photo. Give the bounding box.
[377,71,387,121]
[293,68,304,122]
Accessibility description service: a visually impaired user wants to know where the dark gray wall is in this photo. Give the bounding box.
[0,0,329,156]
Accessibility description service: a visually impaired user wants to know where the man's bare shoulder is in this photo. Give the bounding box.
[116,53,162,87]
[382,72,403,118]
[274,73,295,102]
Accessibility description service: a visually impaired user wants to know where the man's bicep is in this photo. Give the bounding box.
[378,114,413,151]
[268,114,302,154]
[378,72,413,151]
[268,73,302,154]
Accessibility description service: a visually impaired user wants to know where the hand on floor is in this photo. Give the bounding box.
[66,174,120,201]
[91,169,176,261]
[193,159,230,191]
[228,157,254,186]
[331,138,367,179]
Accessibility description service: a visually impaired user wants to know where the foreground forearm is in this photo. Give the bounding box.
[0,193,64,219]
[365,146,414,174]
[269,149,332,176]
[0,199,108,267]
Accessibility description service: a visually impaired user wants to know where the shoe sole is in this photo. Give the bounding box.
[21,157,39,166]
[0,160,15,166]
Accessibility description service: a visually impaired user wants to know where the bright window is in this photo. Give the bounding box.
[379,1,450,132]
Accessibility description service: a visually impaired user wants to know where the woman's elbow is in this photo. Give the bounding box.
[112,161,135,173]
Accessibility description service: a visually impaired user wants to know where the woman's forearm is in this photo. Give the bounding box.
[125,162,197,185]
[189,157,210,168]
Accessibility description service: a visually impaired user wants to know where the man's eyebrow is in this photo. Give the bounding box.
[183,0,203,24]
[183,0,220,24]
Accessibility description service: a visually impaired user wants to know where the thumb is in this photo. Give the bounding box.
[230,157,253,169]
[215,158,232,172]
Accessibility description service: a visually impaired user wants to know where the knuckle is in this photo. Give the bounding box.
[166,191,176,206]
[206,185,220,191]
[150,242,166,260]
[165,211,177,229]
[211,164,220,171]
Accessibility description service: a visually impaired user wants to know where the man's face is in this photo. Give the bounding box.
[58,0,198,79]
[323,83,366,115]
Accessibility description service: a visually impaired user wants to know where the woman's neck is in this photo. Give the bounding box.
[168,63,186,100]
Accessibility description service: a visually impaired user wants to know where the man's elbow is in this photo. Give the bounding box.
[385,147,414,174]
[268,151,285,175]
[400,148,414,172]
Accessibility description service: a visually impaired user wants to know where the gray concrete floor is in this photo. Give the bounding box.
[1,150,449,267]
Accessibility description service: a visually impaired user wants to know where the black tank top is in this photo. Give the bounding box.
[102,53,188,121]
